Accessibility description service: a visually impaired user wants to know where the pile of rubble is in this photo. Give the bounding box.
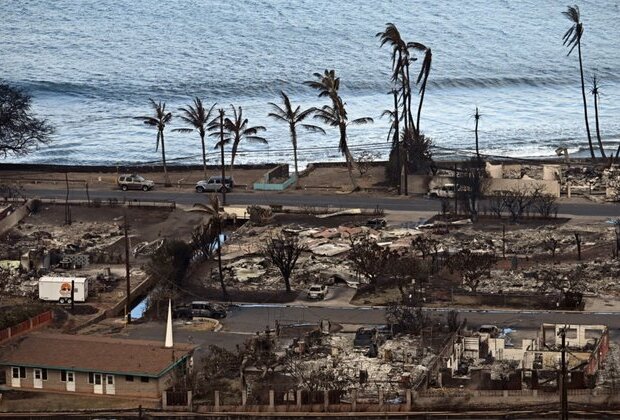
[477,260,620,296]
[213,223,425,291]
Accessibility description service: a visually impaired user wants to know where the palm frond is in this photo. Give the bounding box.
[349,117,374,126]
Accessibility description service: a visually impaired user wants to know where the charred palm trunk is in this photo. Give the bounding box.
[160,129,171,187]
[291,124,299,179]
[200,130,208,179]
[219,110,227,205]
[340,124,358,191]
[216,222,229,301]
[593,91,606,158]
[393,90,401,195]
[577,41,595,159]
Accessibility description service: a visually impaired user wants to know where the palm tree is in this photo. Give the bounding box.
[376,24,415,134]
[208,108,229,205]
[135,99,173,186]
[409,42,432,135]
[381,89,401,194]
[193,195,229,301]
[223,105,267,175]
[563,5,595,159]
[173,98,217,178]
[473,107,482,163]
[267,91,325,178]
[589,75,607,158]
[305,70,373,190]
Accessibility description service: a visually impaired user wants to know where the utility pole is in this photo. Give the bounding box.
[64,172,71,225]
[558,326,569,420]
[124,213,131,324]
[453,164,458,215]
[70,279,75,311]
[392,90,401,196]
[218,109,227,206]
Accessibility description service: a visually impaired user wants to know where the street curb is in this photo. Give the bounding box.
[233,302,620,316]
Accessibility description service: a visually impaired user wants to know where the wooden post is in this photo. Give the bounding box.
[269,389,275,409]
[241,389,247,406]
[296,389,302,409]
[323,390,329,411]
[378,389,384,409]
[214,390,220,411]
[70,280,75,311]
[406,389,412,411]
[351,389,357,412]
[502,224,506,259]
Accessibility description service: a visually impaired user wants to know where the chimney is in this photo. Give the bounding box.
[164,299,173,348]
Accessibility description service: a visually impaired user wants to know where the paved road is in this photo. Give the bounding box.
[22,187,620,216]
[223,305,620,333]
[117,305,620,354]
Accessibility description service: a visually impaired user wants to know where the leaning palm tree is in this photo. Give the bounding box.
[135,99,173,186]
[589,75,606,158]
[193,195,229,301]
[562,5,595,159]
[268,91,325,178]
[223,105,267,176]
[409,42,432,136]
[306,70,373,190]
[173,98,217,178]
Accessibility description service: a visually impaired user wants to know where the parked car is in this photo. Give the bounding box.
[307,284,328,300]
[117,174,154,191]
[190,301,227,319]
[195,176,235,193]
[428,183,455,198]
[173,305,193,320]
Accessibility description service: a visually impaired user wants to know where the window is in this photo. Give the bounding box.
[41,369,47,381]
[140,376,149,383]
[94,374,102,385]
[34,369,41,380]
[88,372,94,384]
[19,367,26,378]
[11,367,19,379]
[125,375,134,382]
[67,372,74,382]
[107,375,114,385]
[61,370,67,382]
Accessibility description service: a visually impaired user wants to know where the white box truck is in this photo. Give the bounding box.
[38,276,89,304]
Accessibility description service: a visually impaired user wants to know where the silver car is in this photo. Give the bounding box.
[117,174,155,191]
[195,176,234,193]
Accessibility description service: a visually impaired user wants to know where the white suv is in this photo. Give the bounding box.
[428,183,455,198]
[307,284,328,300]
[195,176,234,193]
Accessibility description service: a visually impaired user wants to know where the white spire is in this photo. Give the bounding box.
[164,299,174,348]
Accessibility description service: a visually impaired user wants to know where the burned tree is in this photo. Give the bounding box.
[543,236,560,259]
[191,220,218,261]
[411,235,438,260]
[347,234,392,290]
[262,232,306,293]
[146,239,193,288]
[532,191,559,218]
[447,249,497,292]
[537,267,587,309]
[457,159,488,221]
[0,84,54,158]
[386,254,430,300]
[386,300,429,335]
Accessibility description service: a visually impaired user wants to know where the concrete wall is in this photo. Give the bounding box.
[0,199,34,236]
[406,175,560,197]
[452,292,555,309]
[1,366,166,398]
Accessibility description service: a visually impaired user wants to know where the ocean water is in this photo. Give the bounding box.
[2,0,620,166]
